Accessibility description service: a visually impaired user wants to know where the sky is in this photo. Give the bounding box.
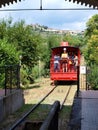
[0,0,98,31]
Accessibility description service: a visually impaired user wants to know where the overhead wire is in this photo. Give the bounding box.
[0,8,97,11]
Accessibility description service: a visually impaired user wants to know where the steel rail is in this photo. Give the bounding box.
[60,85,72,110]
[10,85,57,130]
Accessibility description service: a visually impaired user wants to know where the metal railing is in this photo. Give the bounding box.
[0,64,20,96]
[40,101,60,130]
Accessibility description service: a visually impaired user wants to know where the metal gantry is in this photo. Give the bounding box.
[0,0,97,9]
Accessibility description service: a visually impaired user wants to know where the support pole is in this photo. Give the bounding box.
[40,0,42,10]
[77,66,80,97]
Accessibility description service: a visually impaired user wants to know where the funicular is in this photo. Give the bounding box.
[50,42,80,82]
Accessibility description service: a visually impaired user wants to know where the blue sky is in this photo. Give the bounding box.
[0,0,98,30]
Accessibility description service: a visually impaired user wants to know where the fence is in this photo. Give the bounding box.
[0,64,20,96]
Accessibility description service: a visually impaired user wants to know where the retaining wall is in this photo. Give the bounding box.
[0,89,24,122]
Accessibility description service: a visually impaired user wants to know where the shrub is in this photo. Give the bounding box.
[87,65,98,90]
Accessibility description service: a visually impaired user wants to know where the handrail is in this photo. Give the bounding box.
[40,101,60,130]
[50,58,77,73]
[0,64,20,96]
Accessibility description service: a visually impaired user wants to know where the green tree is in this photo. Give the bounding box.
[6,20,40,67]
[0,38,20,66]
[84,14,98,89]
[41,35,60,76]
[84,29,98,65]
[85,14,98,38]
[63,33,84,48]
[0,19,44,68]
[0,18,45,85]
[0,38,20,88]
[87,65,98,90]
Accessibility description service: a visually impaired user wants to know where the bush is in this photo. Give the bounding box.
[87,65,98,90]
[32,65,40,79]
[20,65,30,86]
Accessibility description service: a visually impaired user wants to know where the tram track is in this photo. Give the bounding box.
[60,85,72,110]
[10,82,76,130]
[10,85,57,130]
[42,84,73,109]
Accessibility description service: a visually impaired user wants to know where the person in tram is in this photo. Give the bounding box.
[61,48,68,72]
[54,54,61,72]
[68,58,73,72]
[74,54,78,71]
[68,52,74,72]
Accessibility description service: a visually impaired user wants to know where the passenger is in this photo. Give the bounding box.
[71,52,75,62]
[61,48,68,59]
[61,48,68,72]
[68,52,74,71]
[74,54,78,71]
[54,54,61,72]
[68,59,73,72]
[68,52,72,59]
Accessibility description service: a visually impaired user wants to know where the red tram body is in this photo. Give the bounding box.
[50,42,80,82]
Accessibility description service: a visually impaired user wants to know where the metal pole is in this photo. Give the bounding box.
[77,66,80,97]
[40,0,42,10]
[17,64,20,89]
[39,58,41,79]
[19,55,22,87]
[85,66,88,90]
[4,66,7,96]
[10,65,12,93]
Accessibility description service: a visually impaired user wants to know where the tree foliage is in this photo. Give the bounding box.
[84,29,98,65]
[84,14,98,66]
[0,39,19,66]
[87,65,98,90]
[41,35,61,76]
[84,14,98,89]
[63,33,84,48]
[85,14,98,38]
[0,18,45,86]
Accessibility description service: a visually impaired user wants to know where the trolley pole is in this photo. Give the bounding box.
[77,66,80,97]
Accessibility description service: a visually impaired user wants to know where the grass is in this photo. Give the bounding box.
[27,104,51,121]
[59,105,72,119]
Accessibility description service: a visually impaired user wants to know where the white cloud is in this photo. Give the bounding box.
[49,20,86,31]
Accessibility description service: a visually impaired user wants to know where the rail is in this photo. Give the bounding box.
[40,101,60,130]
[60,85,72,110]
[10,86,57,130]
[40,85,72,130]
[10,83,73,130]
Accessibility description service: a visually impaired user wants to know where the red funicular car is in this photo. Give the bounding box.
[50,41,80,83]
